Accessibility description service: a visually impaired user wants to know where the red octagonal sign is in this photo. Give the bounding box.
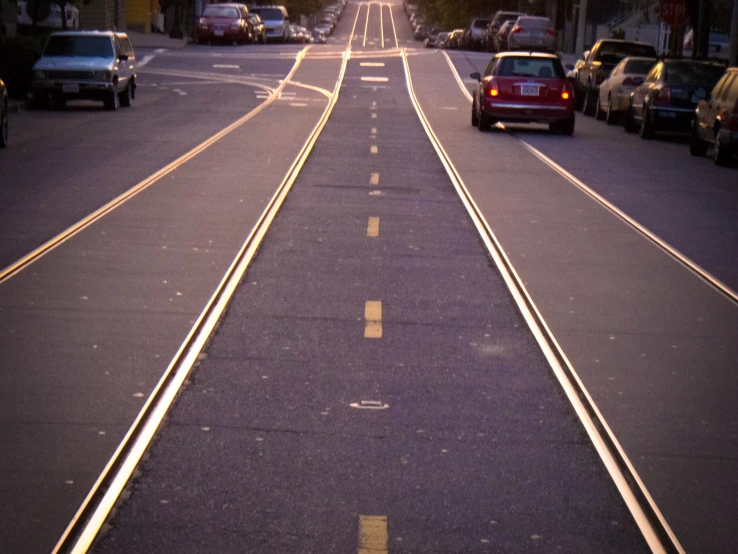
[660,0,689,27]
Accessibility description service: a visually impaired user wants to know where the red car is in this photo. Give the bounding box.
[471,52,575,135]
[196,3,252,45]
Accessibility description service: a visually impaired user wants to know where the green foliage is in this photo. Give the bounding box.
[0,34,45,98]
[253,0,335,18]
[414,0,520,29]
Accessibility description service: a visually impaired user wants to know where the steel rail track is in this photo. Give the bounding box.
[441,49,738,306]
[50,9,364,551]
[403,48,684,554]
[0,47,311,286]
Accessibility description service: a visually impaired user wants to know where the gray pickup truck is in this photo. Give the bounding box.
[574,38,656,115]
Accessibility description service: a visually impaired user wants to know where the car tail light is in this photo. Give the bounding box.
[622,77,642,87]
[545,28,555,36]
[484,79,499,98]
[656,86,672,106]
[561,82,573,100]
[198,17,208,27]
[512,26,523,33]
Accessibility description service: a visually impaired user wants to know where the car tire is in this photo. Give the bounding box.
[471,98,479,126]
[714,134,731,166]
[689,124,708,157]
[478,110,493,132]
[574,81,585,111]
[0,101,7,148]
[105,86,119,111]
[605,96,618,125]
[550,115,575,136]
[120,81,133,107]
[583,84,596,116]
[53,95,66,110]
[624,104,638,133]
[595,91,606,120]
[639,106,654,139]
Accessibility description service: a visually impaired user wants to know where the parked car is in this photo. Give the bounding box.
[463,18,490,50]
[435,31,450,49]
[470,52,575,134]
[447,29,464,49]
[575,39,657,115]
[683,30,730,61]
[197,3,251,44]
[16,0,79,30]
[31,31,136,111]
[624,59,725,139]
[493,20,515,52]
[423,28,441,48]
[595,56,656,124]
[248,13,267,43]
[413,24,430,41]
[312,28,328,44]
[249,5,290,43]
[506,16,556,53]
[314,21,332,36]
[0,78,7,148]
[691,66,738,164]
[485,10,525,52]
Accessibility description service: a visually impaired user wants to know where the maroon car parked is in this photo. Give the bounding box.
[196,3,251,45]
[471,52,575,134]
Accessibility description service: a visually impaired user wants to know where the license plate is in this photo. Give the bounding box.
[520,85,538,96]
[214,30,224,36]
[62,83,79,93]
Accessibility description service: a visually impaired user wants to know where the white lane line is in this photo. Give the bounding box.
[360,62,385,67]
[289,103,309,107]
[213,64,240,69]
[361,76,389,82]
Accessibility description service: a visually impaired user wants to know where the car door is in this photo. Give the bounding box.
[579,43,599,91]
[118,35,136,78]
[113,36,129,91]
[633,63,659,118]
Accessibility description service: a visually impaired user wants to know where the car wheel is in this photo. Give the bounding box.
[471,97,479,126]
[120,81,133,107]
[595,91,605,120]
[550,115,575,136]
[639,106,654,139]
[714,134,731,166]
[583,84,596,116]
[53,95,66,110]
[0,101,7,148]
[105,86,119,111]
[478,110,493,132]
[623,104,638,133]
[605,96,618,125]
[689,124,708,157]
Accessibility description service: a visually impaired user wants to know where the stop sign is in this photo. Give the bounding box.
[660,0,689,26]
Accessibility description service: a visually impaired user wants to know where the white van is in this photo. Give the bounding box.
[249,5,290,43]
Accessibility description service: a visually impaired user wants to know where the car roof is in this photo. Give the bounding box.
[50,30,116,37]
[494,51,559,60]
[596,38,654,46]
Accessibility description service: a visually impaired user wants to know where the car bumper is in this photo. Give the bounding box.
[33,79,115,98]
[508,37,556,52]
[651,106,694,132]
[482,102,572,122]
[197,28,246,40]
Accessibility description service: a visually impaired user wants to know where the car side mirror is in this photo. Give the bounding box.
[470,72,481,81]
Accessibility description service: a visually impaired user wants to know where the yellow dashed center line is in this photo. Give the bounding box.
[370,145,378,154]
[361,76,389,82]
[358,515,388,553]
[371,101,377,107]
[371,127,377,135]
[370,172,379,185]
[360,62,385,67]
[364,301,382,339]
[367,217,380,237]
[371,113,377,119]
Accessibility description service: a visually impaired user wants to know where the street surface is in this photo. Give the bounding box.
[0,1,737,553]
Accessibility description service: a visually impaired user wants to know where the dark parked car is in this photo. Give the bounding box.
[493,20,515,52]
[463,18,490,50]
[470,52,575,134]
[624,59,725,139]
[485,10,525,51]
[690,66,738,165]
[575,39,657,115]
[413,24,430,41]
[197,3,252,44]
[1,78,7,148]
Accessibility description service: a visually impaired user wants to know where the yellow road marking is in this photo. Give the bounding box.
[360,62,385,67]
[371,100,377,107]
[367,217,380,237]
[362,76,389,82]
[372,113,377,119]
[362,2,370,47]
[370,172,379,184]
[379,2,384,48]
[370,145,378,154]
[358,515,388,553]
[386,2,399,48]
[364,301,382,339]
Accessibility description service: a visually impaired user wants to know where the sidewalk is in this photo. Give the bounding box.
[126,30,189,50]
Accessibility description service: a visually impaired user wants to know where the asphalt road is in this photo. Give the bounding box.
[1,1,737,553]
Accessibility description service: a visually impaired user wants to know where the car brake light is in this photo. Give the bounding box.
[485,79,499,98]
[656,86,671,106]
[561,82,573,100]
[512,26,523,33]
[545,28,555,36]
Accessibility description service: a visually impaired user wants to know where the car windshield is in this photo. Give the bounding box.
[597,43,657,63]
[498,57,565,79]
[624,59,656,74]
[43,36,113,57]
[251,8,284,20]
[203,6,239,17]
[665,62,726,85]
[473,20,490,28]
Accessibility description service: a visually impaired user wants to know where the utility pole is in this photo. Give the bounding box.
[695,0,710,58]
[730,0,738,65]
[575,0,588,55]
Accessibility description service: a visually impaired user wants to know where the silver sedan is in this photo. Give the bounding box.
[596,56,656,124]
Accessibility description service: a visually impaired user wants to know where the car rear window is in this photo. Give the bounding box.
[44,36,113,57]
[250,8,284,21]
[498,57,565,79]
[473,19,490,28]
[203,6,239,17]
[597,42,657,63]
[665,61,726,85]
[624,59,656,74]
[516,17,552,28]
